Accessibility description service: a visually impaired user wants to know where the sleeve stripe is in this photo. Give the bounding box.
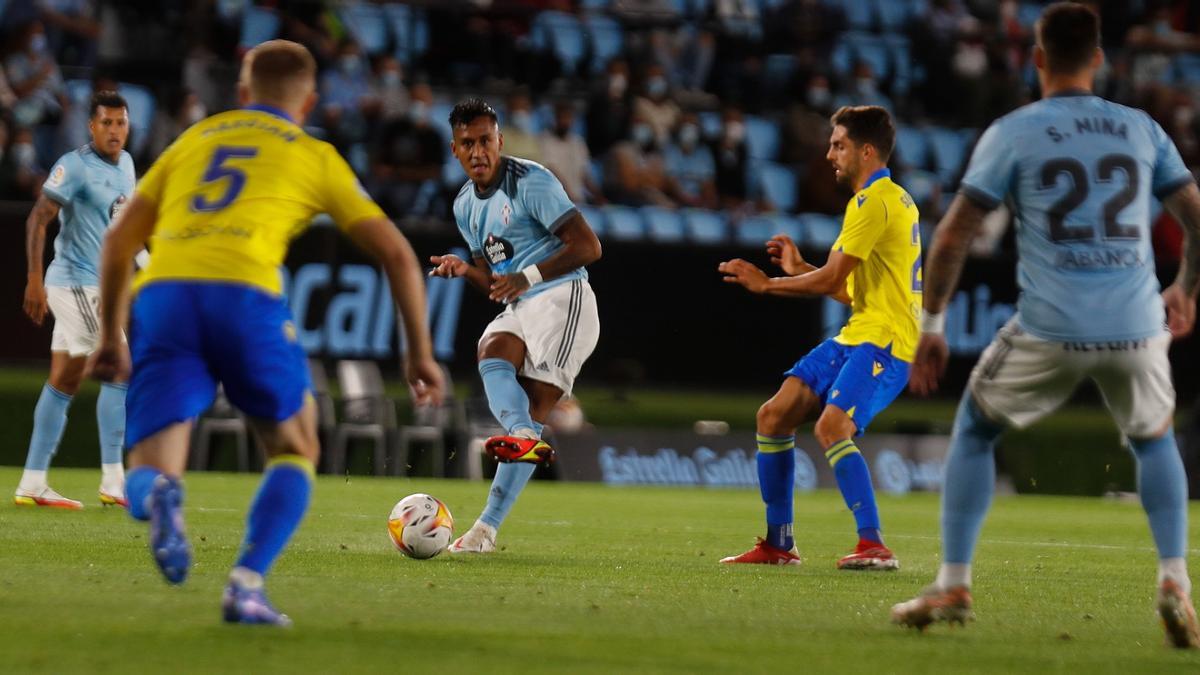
[959,183,1002,210]
[547,207,581,233]
[41,187,68,206]
[1154,174,1197,200]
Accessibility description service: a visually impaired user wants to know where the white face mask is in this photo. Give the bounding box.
[13,142,35,167]
[511,110,534,134]
[381,70,402,88]
[678,123,700,148]
[408,101,428,123]
[185,103,206,125]
[29,33,46,54]
[632,123,654,147]
[340,55,361,75]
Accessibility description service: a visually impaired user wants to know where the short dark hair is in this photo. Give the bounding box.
[449,98,498,129]
[830,105,895,160]
[90,90,127,118]
[1037,2,1100,75]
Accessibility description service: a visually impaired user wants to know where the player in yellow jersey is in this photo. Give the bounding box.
[718,106,921,569]
[89,40,444,626]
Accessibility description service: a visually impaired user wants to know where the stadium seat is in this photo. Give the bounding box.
[64,79,91,107]
[583,14,624,74]
[394,364,458,478]
[641,206,686,244]
[578,203,607,238]
[601,205,646,242]
[736,213,804,248]
[430,100,455,145]
[849,33,890,80]
[682,208,728,245]
[442,156,466,190]
[903,169,940,210]
[580,0,611,9]
[307,359,338,473]
[799,213,841,250]
[874,0,911,31]
[838,0,876,31]
[883,33,912,95]
[330,360,396,476]
[894,124,930,170]
[744,115,780,161]
[118,83,155,157]
[926,126,972,187]
[753,161,798,213]
[1175,54,1200,85]
[383,3,429,65]
[238,5,279,52]
[339,3,388,55]
[191,386,253,473]
[763,54,799,92]
[1017,1,1043,29]
[698,111,722,140]
[531,11,586,75]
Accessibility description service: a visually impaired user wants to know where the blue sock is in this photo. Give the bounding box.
[236,456,315,575]
[756,434,795,551]
[825,438,883,543]
[480,422,543,529]
[97,383,127,466]
[23,383,72,471]
[941,393,1004,563]
[1130,431,1188,560]
[125,465,163,521]
[479,358,536,435]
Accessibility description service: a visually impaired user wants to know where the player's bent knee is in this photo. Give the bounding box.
[756,400,791,436]
[814,408,855,448]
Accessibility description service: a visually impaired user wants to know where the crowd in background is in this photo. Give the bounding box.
[0,0,1196,262]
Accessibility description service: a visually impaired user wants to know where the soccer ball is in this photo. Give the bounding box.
[388,493,454,559]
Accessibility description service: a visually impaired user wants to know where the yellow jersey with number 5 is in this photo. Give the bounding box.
[831,169,922,362]
[133,105,384,295]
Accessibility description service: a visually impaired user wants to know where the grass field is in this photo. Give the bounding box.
[2,467,1198,673]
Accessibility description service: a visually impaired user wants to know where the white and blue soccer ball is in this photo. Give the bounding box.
[388,493,454,560]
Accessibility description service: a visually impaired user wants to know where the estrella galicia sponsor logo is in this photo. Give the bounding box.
[484,234,514,269]
[109,194,127,221]
[597,446,821,489]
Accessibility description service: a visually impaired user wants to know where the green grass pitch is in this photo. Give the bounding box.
[1,467,1197,673]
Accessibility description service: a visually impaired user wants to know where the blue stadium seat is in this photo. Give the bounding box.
[442,156,466,189]
[698,111,722,141]
[874,0,911,31]
[65,79,91,107]
[838,0,876,31]
[744,115,780,161]
[753,161,798,213]
[584,14,624,74]
[883,33,911,95]
[1175,54,1200,85]
[894,124,929,170]
[532,11,586,74]
[430,100,455,145]
[1017,1,1043,28]
[340,3,388,55]
[641,206,686,243]
[681,209,728,245]
[119,83,155,157]
[736,214,801,249]
[601,205,646,241]
[383,4,429,65]
[902,169,939,210]
[578,203,606,238]
[239,5,279,51]
[849,33,890,79]
[798,213,841,250]
[580,0,611,9]
[763,54,799,91]
[926,127,971,187]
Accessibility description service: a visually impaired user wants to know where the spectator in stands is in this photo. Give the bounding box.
[833,62,893,112]
[664,113,717,209]
[539,100,603,205]
[148,86,205,161]
[611,0,681,23]
[279,0,337,64]
[367,55,408,122]
[320,39,371,148]
[586,58,633,158]
[649,27,715,95]
[0,124,45,200]
[5,21,66,129]
[39,0,100,68]
[367,83,444,218]
[502,90,541,163]
[781,74,833,165]
[713,105,751,211]
[632,62,680,146]
[604,112,674,207]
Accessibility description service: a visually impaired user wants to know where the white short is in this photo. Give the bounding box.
[47,285,103,357]
[969,317,1175,438]
[479,279,599,396]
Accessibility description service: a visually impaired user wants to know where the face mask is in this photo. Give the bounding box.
[340,55,361,76]
[856,78,875,95]
[678,123,700,148]
[609,74,627,96]
[646,76,668,98]
[13,142,35,166]
[408,101,428,123]
[807,87,831,110]
[185,103,206,125]
[381,70,402,88]
[511,110,534,134]
[724,121,745,144]
[632,123,654,147]
[29,33,46,54]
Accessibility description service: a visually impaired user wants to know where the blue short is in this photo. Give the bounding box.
[125,281,311,448]
[785,339,909,435]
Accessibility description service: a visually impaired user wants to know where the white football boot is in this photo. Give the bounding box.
[447,520,497,554]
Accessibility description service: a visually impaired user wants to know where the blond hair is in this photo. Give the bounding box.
[240,40,317,107]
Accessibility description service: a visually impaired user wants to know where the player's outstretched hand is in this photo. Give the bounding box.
[909,333,950,396]
[1163,283,1196,340]
[428,254,469,278]
[87,339,130,383]
[22,279,48,325]
[405,355,445,407]
[766,234,805,276]
[718,258,769,294]
[489,272,530,304]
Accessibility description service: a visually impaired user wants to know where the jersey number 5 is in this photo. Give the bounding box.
[191,145,259,213]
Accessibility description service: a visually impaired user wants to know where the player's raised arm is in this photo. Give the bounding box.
[718,250,857,299]
[22,194,61,325]
[91,193,156,382]
[1161,181,1200,339]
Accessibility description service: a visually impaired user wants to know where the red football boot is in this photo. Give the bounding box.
[719,538,802,565]
[484,435,556,464]
[837,539,900,570]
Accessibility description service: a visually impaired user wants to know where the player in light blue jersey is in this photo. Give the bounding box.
[892,4,1200,647]
[14,90,136,510]
[429,99,602,553]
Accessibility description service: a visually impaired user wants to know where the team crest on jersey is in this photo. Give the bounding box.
[109,194,127,220]
[484,233,514,266]
[48,164,66,188]
[501,202,512,225]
